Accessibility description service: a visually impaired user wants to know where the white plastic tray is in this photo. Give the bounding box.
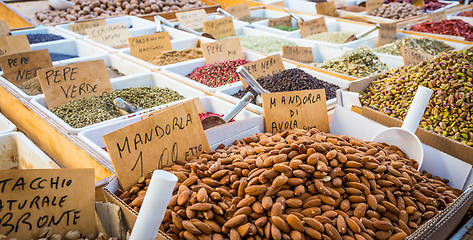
[344,32,469,64]
[0,132,60,169]
[117,38,210,70]
[55,16,156,38]
[77,95,261,161]
[82,26,208,53]
[30,39,110,64]
[160,50,298,93]
[30,72,205,135]
[0,112,16,135]
[10,27,75,46]
[251,13,337,38]
[0,54,150,100]
[214,66,351,113]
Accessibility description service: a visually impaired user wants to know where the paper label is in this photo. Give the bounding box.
[0,20,9,38]
[428,10,447,22]
[401,47,433,66]
[298,17,328,38]
[268,16,293,27]
[68,19,106,35]
[203,17,236,40]
[37,59,113,109]
[282,46,314,64]
[316,2,337,17]
[366,0,384,14]
[103,99,211,190]
[201,38,245,64]
[176,9,208,29]
[262,89,329,134]
[128,32,172,61]
[85,22,132,48]
[225,2,251,19]
[240,54,285,89]
[0,49,52,85]
[0,169,95,239]
[378,22,397,46]
[0,35,31,57]
[330,0,349,9]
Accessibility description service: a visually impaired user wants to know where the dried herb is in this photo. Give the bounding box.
[271,25,299,31]
[315,47,390,78]
[51,87,184,128]
[374,37,454,56]
[231,35,297,54]
[239,16,269,24]
[304,32,358,44]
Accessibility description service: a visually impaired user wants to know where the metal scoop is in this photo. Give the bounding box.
[285,8,305,22]
[371,86,433,170]
[154,15,163,32]
[217,7,237,19]
[155,15,216,40]
[201,92,254,130]
[114,97,143,116]
[343,23,380,43]
[236,66,270,106]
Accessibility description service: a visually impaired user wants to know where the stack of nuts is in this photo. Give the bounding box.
[368,2,423,20]
[35,0,206,25]
[117,128,461,240]
[0,227,115,240]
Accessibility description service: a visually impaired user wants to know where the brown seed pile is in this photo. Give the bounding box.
[117,128,461,240]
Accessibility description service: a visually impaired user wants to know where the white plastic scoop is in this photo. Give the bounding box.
[371,86,433,170]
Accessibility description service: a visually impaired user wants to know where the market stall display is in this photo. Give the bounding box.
[2,3,473,240]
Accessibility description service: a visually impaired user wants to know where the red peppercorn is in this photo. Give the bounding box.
[410,19,473,42]
[186,59,251,88]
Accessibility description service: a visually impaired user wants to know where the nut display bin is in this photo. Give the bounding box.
[55,16,156,38]
[30,72,205,135]
[0,54,150,100]
[0,132,60,170]
[77,95,261,161]
[0,112,16,135]
[160,50,298,93]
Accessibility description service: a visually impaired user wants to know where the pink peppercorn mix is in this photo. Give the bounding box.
[199,112,236,122]
[459,10,473,18]
[186,59,250,88]
[410,19,473,42]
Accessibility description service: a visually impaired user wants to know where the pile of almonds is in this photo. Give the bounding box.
[35,0,206,25]
[117,128,462,240]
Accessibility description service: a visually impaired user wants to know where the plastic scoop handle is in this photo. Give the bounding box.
[236,66,270,95]
[223,92,254,122]
[217,7,236,19]
[401,86,433,134]
[285,8,305,22]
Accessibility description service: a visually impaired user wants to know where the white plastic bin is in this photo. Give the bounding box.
[160,50,298,93]
[30,72,205,134]
[0,132,60,169]
[251,13,337,38]
[30,39,109,64]
[0,113,16,135]
[214,66,351,113]
[0,54,150,100]
[82,26,209,53]
[11,27,75,46]
[55,16,156,38]
[118,38,209,70]
[77,95,261,161]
